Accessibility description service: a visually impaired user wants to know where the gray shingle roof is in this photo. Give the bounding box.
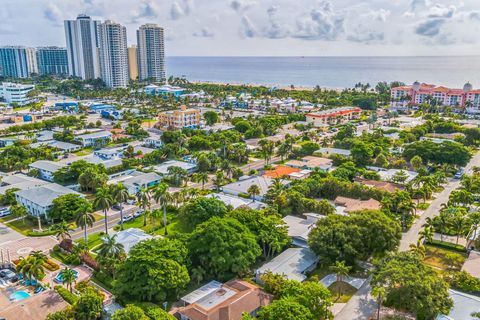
[29,160,66,172]
[15,183,82,207]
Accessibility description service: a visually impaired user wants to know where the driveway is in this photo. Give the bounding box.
[0,236,58,262]
[0,222,23,244]
[334,277,377,320]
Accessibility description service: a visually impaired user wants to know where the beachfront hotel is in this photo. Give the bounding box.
[391,81,480,113]
[157,105,201,130]
[306,107,362,127]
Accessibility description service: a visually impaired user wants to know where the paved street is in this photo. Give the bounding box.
[336,151,480,319]
[399,151,480,251]
[334,277,377,320]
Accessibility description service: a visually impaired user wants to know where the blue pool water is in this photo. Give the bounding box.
[54,270,79,283]
[10,290,30,301]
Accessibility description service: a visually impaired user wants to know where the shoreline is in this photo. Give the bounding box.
[187,80,346,92]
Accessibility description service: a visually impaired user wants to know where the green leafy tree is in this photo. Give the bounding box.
[49,194,91,221]
[97,234,125,277]
[257,297,314,320]
[74,290,103,320]
[111,305,149,320]
[179,196,228,226]
[188,217,261,279]
[203,111,219,126]
[114,238,190,302]
[371,252,453,320]
[350,141,374,167]
[329,261,351,299]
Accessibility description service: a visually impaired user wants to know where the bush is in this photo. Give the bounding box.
[427,240,467,253]
[91,271,114,291]
[55,285,78,305]
[446,271,480,294]
[80,252,99,270]
[43,259,60,271]
[134,302,176,320]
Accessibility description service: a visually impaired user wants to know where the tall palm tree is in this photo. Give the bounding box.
[329,261,351,300]
[59,267,77,293]
[419,226,434,244]
[153,183,169,235]
[75,202,94,248]
[409,239,426,258]
[111,184,129,231]
[136,187,151,227]
[94,187,113,235]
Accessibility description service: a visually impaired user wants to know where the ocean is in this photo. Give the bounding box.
[166,56,480,89]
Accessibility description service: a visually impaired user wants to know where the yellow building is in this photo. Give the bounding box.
[127,45,138,80]
[157,105,201,130]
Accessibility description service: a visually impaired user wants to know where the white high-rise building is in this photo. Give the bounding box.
[97,20,129,88]
[25,48,38,75]
[137,24,165,81]
[64,14,101,80]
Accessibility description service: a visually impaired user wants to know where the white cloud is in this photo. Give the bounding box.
[293,1,345,40]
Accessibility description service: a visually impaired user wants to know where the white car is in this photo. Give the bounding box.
[119,215,133,223]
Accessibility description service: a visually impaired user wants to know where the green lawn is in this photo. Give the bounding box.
[328,282,357,303]
[423,244,467,271]
[75,232,105,250]
[112,213,192,237]
[5,218,38,235]
[73,148,93,156]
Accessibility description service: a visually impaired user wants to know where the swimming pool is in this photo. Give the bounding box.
[10,290,30,301]
[54,270,79,283]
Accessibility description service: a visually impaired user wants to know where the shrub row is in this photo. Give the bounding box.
[54,285,78,305]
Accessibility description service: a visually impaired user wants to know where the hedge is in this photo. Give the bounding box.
[426,239,467,253]
[54,285,78,305]
[27,230,56,237]
[43,259,60,271]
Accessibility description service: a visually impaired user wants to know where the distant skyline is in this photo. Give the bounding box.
[2,0,480,56]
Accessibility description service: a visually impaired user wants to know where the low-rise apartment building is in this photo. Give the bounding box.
[0,82,35,105]
[157,105,201,130]
[74,131,112,147]
[306,107,362,127]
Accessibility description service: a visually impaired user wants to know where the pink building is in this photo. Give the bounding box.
[390,82,480,113]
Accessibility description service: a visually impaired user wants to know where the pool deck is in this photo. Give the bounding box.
[0,290,68,320]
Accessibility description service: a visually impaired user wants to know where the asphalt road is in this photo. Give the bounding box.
[335,151,480,320]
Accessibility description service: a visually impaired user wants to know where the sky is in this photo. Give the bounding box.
[1,0,480,56]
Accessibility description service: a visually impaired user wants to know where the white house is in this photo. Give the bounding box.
[108,171,162,195]
[282,213,325,248]
[15,183,83,217]
[205,193,267,210]
[115,228,153,254]
[0,173,48,195]
[153,160,197,175]
[255,248,318,283]
[221,176,289,201]
[29,160,67,182]
[75,131,112,147]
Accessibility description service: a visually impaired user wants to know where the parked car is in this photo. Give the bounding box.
[454,168,465,179]
[126,199,136,205]
[0,207,11,217]
[133,210,144,218]
[112,204,122,211]
[119,215,133,223]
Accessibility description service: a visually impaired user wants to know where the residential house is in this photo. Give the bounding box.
[354,177,405,193]
[144,136,163,148]
[286,156,333,171]
[282,213,325,248]
[108,171,161,195]
[74,130,112,147]
[317,147,351,156]
[15,183,83,217]
[205,193,267,210]
[263,165,301,179]
[255,248,318,283]
[437,290,480,320]
[174,279,272,320]
[334,196,381,214]
[221,176,289,201]
[154,160,197,175]
[94,147,124,159]
[29,160,67,182]
[115,228,153,254]
[30,140,81,153]
[367,167,418,184]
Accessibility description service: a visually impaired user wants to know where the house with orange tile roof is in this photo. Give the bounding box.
[172,279,272,320]
[263,165,301,178]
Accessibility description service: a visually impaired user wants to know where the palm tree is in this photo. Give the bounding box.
[212,172,224,192]
[419,226,434,244]
[136,187,151,227]
[59,267,77,293]
[329,261,351,300]
[75,202,94,248]
[51,220,73,243]
[247,184,261,202]
[94,187,113,235]
[372,286,386,320]
[153,183,169,235]
[97,234,125,262]
[409,239,426,258]
[111,184,129,231]
[193,172,209,189]
[17,252,47,282]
